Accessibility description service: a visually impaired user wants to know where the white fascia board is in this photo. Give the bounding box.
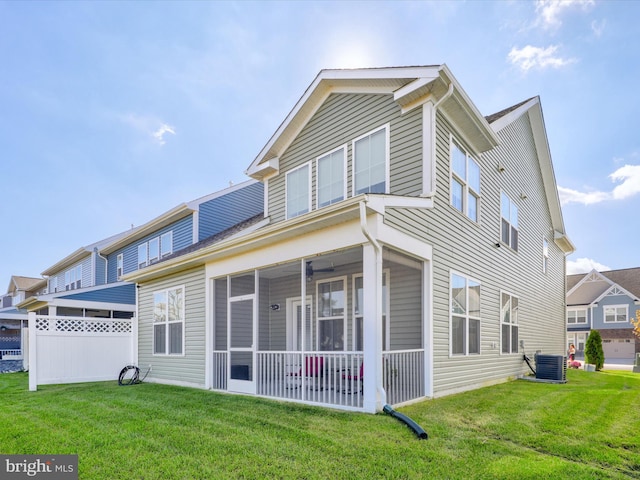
[41,248,91,277]
[185,178,259,209]
[592,283,639,305]
[47,298,136,311]
[489,97,539,133]
[566,269,613,298]
[365,194,434,215]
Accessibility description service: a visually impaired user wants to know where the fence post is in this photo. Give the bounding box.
[28,312,37,391]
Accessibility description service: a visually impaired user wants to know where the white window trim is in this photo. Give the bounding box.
[138,243,148,269]
[285,162,312,220]
[50,277,58,293]
[316,275,348,351]
[500,191,519,251]
[351,124,390,197]
[152,285,186,357]
[148,237,160,264]
[352,269,390,352]
[161,231,173,258]
[64,264,82,291]
[315,144,347,210]
[449,270,481,357]
[449,136,481,222]
[116,253,124,281]
[500,290,519,355]
[542,237,549,274]
[138,231,173,269]
[603,304,629,323]
[567,308,587,325]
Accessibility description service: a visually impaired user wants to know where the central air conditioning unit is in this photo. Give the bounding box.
[535,354,567,383]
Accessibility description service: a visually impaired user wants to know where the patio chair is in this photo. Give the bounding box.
[342,363,363,394]
[288,356,325,390]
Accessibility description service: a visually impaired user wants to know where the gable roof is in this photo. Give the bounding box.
[7,275,46,294]
[567,267,640,305]
[487,96,573,254]
[246,65,500,180]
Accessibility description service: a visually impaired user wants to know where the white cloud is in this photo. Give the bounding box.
[152,124,176,146]
[591,19,606,37]
[567,257,611,275]
[535,0,595,30]
[559,164,640,205]
[508,45,575,72]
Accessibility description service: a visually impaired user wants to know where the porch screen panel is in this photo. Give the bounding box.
[214,278,228,350]
[231,300,253,348]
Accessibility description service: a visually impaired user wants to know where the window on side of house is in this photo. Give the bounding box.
[543,238,549,274]
[153,286,185,355]
[604,305,628,323]
[317,146,346,208]
[317,277,346,351]
[501,292,519,354]
[117,253,124,280]
[50,277,58,293]
[353,125,388,195]
[161,231,173,258]
[286,163,311,219]
[138,243,148,269]
[450,140,481,222]
[567,308,587,324]
[450,272,481,356]
[148,237,160,264]
[500,192,519,251]
[64,265,82,291]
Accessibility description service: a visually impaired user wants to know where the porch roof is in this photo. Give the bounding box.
[123,194,432,284]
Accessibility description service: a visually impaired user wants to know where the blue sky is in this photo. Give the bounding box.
[1,0,639,283]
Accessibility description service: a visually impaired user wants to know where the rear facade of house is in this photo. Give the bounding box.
[129,66,573,413]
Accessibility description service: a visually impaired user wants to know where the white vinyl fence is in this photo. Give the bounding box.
[28,312,136,391]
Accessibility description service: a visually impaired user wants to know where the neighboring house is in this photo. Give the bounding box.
[0,276,47,358]
[566,268,640,362]
[124,65,574,414]
[19,180,264,320]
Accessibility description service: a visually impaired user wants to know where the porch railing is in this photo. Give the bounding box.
[212,349,425,409]
[0,349,22,359]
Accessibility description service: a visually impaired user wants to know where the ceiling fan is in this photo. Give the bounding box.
[306,261,335,280]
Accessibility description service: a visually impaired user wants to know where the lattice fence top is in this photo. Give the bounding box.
[34,316,132,333]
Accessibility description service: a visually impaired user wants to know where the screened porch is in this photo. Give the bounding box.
[211,246,426,411]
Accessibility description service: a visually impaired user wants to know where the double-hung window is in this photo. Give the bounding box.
[138,231,173,269]
[64,265,82,291]
[161,231,173,258]
[317,146,346,208]
[501,292,519,354]
[567,308,587,324]
[153,286,184,355]
[148,237,160,264]
[138,243,148,269]
[501,192,518,250]
[543,238,549,274]
[286,163,311,219]
[604,305,628,323]
[450,273,481,355]
[317,278,346,351]
[353,125,388,195]
[117,254,124,280]
[450,141,481,222]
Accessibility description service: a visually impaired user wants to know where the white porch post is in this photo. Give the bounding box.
[28,311,37,391]
[362,243,384,413]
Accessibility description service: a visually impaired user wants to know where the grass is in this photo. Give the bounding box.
[1,369,639,479]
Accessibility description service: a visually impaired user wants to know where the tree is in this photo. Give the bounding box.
[584,330,605,371]
[632,310,640,339]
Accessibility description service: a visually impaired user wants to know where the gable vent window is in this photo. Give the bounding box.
[450,140,480,222]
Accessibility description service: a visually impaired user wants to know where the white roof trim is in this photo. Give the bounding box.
[566,269,613,298]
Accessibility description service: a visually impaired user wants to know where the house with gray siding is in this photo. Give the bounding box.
[18,180,263,322]
[566,268,640,362]
[125,65,574,413]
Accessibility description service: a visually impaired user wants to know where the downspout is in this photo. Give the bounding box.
[423,82,454,198]
[95,248,108,285]
[359,198,386,409]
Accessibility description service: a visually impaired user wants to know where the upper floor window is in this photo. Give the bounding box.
[450,141,480,222]
[450,272,481,356]
[64,265,82,291]
[604,305,628,323]
[316,146,346,208]
[542,238,549,274]
[501,292,519,354]
[501,192,518,251]
[50,277,58,293]
[353,125,388,195]
[567,308,587,324]
[117,254,124,280]
[138,231,173,269]
[153,286,184,355]
[286,163,311,219]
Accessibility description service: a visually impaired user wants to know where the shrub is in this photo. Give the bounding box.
[585,330,605,371]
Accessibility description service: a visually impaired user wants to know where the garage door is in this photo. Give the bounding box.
[602,339,636,360]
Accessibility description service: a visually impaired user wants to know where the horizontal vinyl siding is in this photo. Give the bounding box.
[268,93,423,223]
[58,283,136,304]
[138,267,206,386]
[198,182,264,241]
[106,215,194,283]
[386,111,566,396]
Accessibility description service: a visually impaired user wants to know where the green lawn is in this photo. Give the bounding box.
[1,369,639,479]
